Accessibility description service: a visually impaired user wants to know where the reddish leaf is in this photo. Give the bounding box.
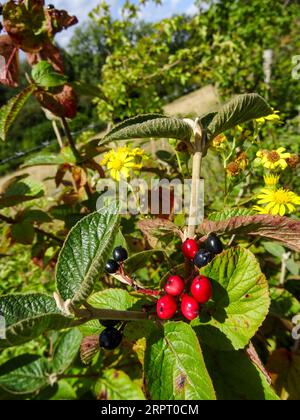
[34,84,78,119]
[27,43,65,74]
[139,218,183,248]
[3,0,47,53]
[3,0,77,54]
[0,35,19,87]
[45,8,78,36]
[198,215,300,252]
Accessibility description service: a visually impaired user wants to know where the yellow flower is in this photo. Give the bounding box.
[254,147,291,171]
[256,110,280,124]
[101,146,147,181]
[212,134,228,150]
[254,187,300,216]
[264,174,280,188]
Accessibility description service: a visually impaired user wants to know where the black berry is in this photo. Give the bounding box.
[47,4,55,10]
[100,320,119,328]
[105,259,120,274]
[194,249,214,269]
[113,246,128,263]
[204,233,223,255]
[99,328,122,350]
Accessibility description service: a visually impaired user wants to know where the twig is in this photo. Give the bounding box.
[279,251,291,286]
[52,120,64,149]
[246,341,272,385]
[187,123,205,239]
[72,306,152,323]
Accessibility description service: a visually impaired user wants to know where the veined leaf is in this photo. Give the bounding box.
[0,355,50,395]
[95,369,145,400]
[56,203,120,305]
[206,93,272,140]
[0,293,72,349]
[203,347,279,400]
[144,322,216,400]
[52,329,82,374]
[0,85,36,141]
[208,208,255,222]
[199,215,300,253]
[192,247,270,351]
[100,114,193,144]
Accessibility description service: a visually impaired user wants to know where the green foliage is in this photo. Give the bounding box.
[0,86,36,142]
[56,203,120,305]
[145,322,216,400]
[193,247,270,351]
[31,62,68,89]
[0,0,299,402]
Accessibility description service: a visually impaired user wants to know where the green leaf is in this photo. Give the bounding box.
[0,176,45,209]
[11,221,35,245]
[100,114,193,144]
[262,241,286,258]
[23,152,66,168]
[31,61,68,88]
[95,369,145,400]
[22,209,52,224]
[0,355,50,395]
[56,203,120,305]
[208,208,255,222]
[192,247,270,351]
[144,322,216,400]
[207,93,272,140]
[0,85,36,141]
[202,347,279,400]
[0,293,72,349]
[270,287,300,319]
[199,215,300,253]
[52,329,82,374]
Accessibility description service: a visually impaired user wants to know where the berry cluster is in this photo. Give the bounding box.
[182,233,223,268]
[105,246,128,274]
[99,320,123,351]
[157,274,212,321]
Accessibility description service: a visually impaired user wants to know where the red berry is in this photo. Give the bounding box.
[191,275,213,304]
[182,239,199,260]
[181,295,199,321]
[156,295,177,320]
[164,275,185,297]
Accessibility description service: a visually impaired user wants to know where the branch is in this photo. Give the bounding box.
[72,306,154,324]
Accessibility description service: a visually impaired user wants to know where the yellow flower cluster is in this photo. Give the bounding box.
[256,110,281,125]
[254,147,291,171]
[101,146,148,181]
